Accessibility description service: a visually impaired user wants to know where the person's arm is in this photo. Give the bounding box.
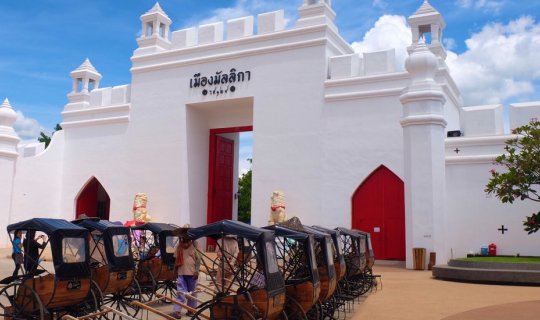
[38,236,47,249]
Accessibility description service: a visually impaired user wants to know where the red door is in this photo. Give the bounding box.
[208,135,234,224]
[352,166,405,260]
[76,177,110,220]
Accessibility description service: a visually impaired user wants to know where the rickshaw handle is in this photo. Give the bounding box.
[131,301,178,320]
[156,293,211,320]
[197,282,219,294]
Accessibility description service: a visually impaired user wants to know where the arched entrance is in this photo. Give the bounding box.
[352,166,405,260]
[75,177,110,220]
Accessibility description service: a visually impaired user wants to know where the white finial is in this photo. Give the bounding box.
[74,58,98,73]
[147,2,165,14]
[0,97,18,128]
[1,98,12,109]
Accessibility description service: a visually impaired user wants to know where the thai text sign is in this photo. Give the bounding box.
[190,68,251,96]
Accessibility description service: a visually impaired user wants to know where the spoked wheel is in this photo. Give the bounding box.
[192,301,257,320]
[283,297,308,320]
[102,279,142,319]
[136,264,157,301]
[156,279,176,304]
[306,301,322,320]
[0,283,45,320]
[64,280,103,318]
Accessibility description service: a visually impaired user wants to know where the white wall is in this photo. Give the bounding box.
[446,160,540,257]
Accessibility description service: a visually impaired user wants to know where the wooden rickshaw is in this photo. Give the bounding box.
[1,218,100,319]
[310,226,350,319]
[73,218,142,318]
[352,230,378,293]
[311,226,346,282]
[263,224,321,320]
[130,222,179,301]
[301,226,338,320]
[334,228,369,298]
[187,219,286,320]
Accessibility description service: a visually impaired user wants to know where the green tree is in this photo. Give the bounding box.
[37,124,62,148]
[485,119,540,234]
[238,159,252,223]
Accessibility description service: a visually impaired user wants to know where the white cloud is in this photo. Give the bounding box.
[455,0,505,13]
[443,38,457,51]
[446,16,540,104]
[193,0,297,28]
[350,15,411,71]
[13,111,43,141]
[350,14,540,106]
[372,0,387,9]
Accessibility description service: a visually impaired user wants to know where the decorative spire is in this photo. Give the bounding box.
[74,58,98,73]
[69,58,102,96]
[1,98,12,109]
[0,97,20,142]
[408,0,446,60]
[146,2,166,15]
[136,2,172,54]
[411,0,440,18]
[297,0,336,31]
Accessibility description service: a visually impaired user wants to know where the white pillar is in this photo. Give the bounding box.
[0,99,20,246]
[400,43,447,269]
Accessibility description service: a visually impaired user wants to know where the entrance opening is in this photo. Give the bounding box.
[207,126,252,250]
[75,177,110,220]
[351,166,405,260]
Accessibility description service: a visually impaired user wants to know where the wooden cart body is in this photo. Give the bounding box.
[189,220,287,320]
[73,218,137,295]
[6,218,93,316]
[264,224,321,313]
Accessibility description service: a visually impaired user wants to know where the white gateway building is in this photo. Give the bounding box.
[0,0,538,268]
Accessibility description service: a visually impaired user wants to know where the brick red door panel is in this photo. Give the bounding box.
[352,166,405,260]
[209,135,234,223]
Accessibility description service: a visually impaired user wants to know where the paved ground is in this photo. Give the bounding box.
[1,252,539,319]
[351,261,540,320]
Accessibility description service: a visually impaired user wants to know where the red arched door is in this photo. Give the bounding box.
[76,177,110,220]
[352,166,405,260]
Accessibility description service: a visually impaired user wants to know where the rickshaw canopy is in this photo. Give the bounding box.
[264,224,320,285]
[73,218,135,271]
[189,220,285,294]
[7,218,90,279]
[188,219,270,242]
[131,222,178,265]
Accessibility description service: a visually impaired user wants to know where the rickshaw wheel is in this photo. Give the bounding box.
[0,283,45,320]
[360,268,374,295]
[306,301,321,320]
[283,297,308,320]
[102,279,142,319]
[156,279,176,304]
[191,301,257,320]
[136,264,157,301]
[65,280,103,318]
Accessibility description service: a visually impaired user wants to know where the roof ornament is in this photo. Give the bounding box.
[1,98,12,109]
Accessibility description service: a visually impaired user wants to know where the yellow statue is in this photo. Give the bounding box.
[133,193,151,223]
[268,191,287,225]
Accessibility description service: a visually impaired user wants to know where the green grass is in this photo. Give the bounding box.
[458,256,540,263]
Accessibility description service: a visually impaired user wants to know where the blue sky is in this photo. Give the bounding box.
[1,0,539,143]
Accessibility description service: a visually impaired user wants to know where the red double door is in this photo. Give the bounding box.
[208,135,235,224]
[352,166,405,260]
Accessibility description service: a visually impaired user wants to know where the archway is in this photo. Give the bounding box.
[352,166,405,260]
[75,177,110,220]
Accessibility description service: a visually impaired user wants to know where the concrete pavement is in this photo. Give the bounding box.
[1,251,539,319]
[352,262,540,320]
